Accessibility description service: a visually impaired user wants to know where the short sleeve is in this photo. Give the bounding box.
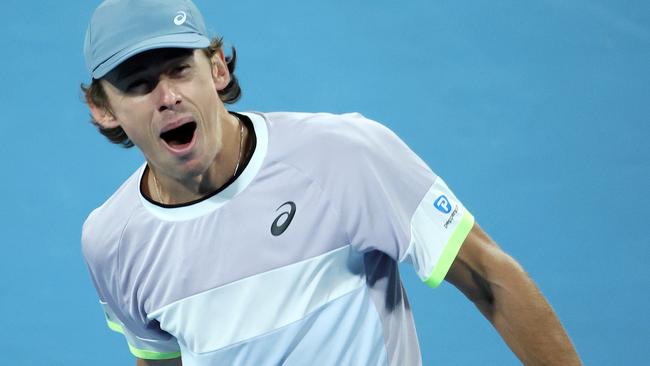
[81,215,181,360]
[332,114,474,288]
[402,176,475,287]
[99,299,181,360]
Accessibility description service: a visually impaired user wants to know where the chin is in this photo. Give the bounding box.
[179,159,213,179]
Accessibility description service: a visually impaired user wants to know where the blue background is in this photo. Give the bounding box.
[1,0,648,365]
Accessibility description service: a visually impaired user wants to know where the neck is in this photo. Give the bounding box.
[146,111,249,205]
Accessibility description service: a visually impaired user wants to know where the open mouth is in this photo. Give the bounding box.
[160,121,197,149]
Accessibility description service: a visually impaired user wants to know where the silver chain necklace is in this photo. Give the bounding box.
[151,117,244,204]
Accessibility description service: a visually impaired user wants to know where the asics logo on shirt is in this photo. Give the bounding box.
[271,201,296,236]
[174,11,187,25]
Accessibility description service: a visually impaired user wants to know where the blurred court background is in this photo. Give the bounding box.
[1,0,648,364]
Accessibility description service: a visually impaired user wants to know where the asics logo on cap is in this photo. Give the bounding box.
[174,11,187,25]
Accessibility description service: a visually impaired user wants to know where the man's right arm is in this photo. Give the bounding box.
[136,358,182,366]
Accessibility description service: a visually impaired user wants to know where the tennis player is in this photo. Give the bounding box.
[80,0,582,365]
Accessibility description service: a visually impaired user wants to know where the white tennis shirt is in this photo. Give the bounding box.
[82,111,474,365]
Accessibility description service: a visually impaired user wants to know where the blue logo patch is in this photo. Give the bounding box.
[434,195,452,214]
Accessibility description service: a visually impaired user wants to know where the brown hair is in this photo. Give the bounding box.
[80,37,241,148]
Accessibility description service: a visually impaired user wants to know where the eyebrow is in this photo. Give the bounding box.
[116,52,194,81]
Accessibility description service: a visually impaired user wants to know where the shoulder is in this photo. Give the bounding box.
[262,111,402,163]
[81,167,143,269]
[258,110,432,195]
[265,111,395,142]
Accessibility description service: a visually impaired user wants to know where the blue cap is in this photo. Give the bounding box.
[84,0,211,79]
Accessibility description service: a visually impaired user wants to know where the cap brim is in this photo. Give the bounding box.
[92,33,210,79]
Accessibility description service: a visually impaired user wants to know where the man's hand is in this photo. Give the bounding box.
[136,358,182,366]
[446,223,582,365]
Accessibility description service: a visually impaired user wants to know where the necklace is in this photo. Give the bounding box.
[233,116,245,178]
[152,168,163,203]
[151,117,245,204]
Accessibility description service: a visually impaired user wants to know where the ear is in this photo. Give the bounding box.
[210,49,231,92]
[88,99,119,129]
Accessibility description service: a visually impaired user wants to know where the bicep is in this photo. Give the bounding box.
[136,357,182,366]
[445,222,524,314]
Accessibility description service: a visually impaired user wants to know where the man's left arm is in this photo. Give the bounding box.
[445,222,582,365]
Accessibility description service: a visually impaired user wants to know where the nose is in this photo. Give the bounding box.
[155,78,182,112]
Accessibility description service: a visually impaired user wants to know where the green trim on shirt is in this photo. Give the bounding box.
[107,319,180,360]
[128,345,182,360]
[106,319,124,334]
[424,211,475,288]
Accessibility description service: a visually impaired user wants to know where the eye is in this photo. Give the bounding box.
[170,64,190,77]
[125,79,152,94]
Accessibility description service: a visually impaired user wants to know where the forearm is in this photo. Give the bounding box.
[480,256,581,365]
[447,224,581,365]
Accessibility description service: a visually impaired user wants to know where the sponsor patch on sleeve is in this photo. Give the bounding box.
[402,177,474,286]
